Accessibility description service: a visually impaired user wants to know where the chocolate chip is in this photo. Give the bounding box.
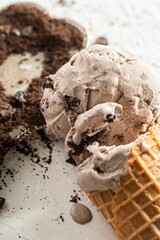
[70,203,92,224]
[64,95,81,110]
[105,114,115,123]
[0,197,5,208]
[21,26,33,37]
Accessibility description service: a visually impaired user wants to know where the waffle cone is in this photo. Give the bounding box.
[86,124,160,240]
[86,190,115,227]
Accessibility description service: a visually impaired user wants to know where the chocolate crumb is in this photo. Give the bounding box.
[93,36,109,45]
[69,194,81,203]
[59,213,64,222]
[144,98,151,105]
[93,166,104,174]
[21,26,33,37]
[37,129,53,164]
[0,3,85,163]
[64,95,81,110]
[67,130,105,159]
[113,133,124,141]
[134,122,143,129]
[42,77,54,90]
[66,156,76,166]
[58,0,75,6]
[14,91,27,104]
[105,114,115,123]
[0,197,5,208]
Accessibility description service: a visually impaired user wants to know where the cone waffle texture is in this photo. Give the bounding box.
[86,124,160,240]
[86,190,115,227]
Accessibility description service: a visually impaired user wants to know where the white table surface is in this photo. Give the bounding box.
[0,0,160,240]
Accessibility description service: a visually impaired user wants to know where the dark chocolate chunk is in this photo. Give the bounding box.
[67,130,105,162]
[70,203,92,224]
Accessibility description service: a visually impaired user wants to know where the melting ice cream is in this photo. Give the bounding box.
[41,45,160,191]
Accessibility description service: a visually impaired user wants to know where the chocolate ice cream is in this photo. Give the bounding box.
[41,45,160,167]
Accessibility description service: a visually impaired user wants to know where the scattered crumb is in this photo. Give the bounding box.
[69,190,81,203]
[59,213,64,222]
[93,36,109,45]
[58,0,75,6]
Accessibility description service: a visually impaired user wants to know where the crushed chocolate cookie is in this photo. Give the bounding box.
[64,95,81,110]
[37,129,53,165]
[67,130,105,163]
[42,77,54,90]
[0,3,85,163]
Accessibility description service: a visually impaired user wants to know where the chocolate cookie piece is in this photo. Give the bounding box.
[0,3,86,163]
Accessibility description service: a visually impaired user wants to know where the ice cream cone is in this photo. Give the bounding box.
[86,124,160,240]
[86,190,115,227]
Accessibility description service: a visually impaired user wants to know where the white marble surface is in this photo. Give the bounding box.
[0,0,160,240]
